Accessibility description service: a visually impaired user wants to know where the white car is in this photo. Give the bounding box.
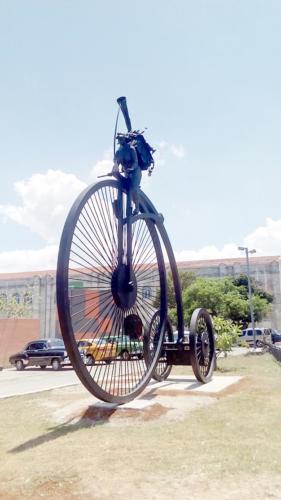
[239,328,272,346]
[173,330,190,342]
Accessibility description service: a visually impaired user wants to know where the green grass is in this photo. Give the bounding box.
[1,352,281,499]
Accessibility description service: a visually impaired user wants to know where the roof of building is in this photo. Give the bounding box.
[0,255,280,281]
[0,269,56,280]
[176,255,281,269]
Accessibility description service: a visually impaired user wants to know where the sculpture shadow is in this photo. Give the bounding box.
[8,403,117,454]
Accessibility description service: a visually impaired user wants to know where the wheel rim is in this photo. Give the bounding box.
[189,308,215,383]
[57,180,167,403]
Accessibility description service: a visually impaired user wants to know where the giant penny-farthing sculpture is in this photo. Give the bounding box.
[56,97,215,404]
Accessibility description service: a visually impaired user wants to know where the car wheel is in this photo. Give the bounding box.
[51,358,61,371]
[15,359,24,371]
[86,355,94,366]
[121,350,130,361]
[40,365,47,369]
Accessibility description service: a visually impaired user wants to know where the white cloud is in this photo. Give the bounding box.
[0,170,86,244]
[245,217,281,255]
[90,158,113,180]
[156,141,185,160]
[170,144,185,158]
[175,243,241,262]
[175,218,281,262]
[0,245,58,273]
[1,164,280,273]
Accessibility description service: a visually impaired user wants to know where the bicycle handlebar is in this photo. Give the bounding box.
[117,96,132,132]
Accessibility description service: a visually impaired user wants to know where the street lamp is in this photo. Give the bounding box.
[238,246,256,349]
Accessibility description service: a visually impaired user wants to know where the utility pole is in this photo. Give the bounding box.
[238,246,256,349]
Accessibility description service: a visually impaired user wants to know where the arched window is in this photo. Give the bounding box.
[24,292,32,305]
[142,287,151,299]
[12,293,20,304]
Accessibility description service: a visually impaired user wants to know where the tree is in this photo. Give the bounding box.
[154,270,196,316]
[154,270,272,330]
[0,291,32,318]
[182,275,272,326]
[212,316,241,357]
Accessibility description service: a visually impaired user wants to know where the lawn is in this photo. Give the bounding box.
[1,352,281,499]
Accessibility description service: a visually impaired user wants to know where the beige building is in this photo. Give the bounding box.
[0,255,280,364]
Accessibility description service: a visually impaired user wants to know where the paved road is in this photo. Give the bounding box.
[0,346,260,400]
[0,367,81,399]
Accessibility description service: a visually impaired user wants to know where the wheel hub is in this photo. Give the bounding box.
[201,331,210,358]
[111,264,137,309]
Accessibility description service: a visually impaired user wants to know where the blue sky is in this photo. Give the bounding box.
[0,1,281,271]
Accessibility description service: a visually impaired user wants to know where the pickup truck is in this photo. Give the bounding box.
[9,338,69,371]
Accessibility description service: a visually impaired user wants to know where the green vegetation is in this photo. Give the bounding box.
[212,316,240,356]
[160,271,273,353]
[180,275,272,326]
[165,272,272,327]
[0,290,32,318]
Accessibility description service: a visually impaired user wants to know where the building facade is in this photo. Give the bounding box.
[0,255,280,365]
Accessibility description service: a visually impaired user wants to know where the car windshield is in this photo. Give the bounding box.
[77,340,92,347]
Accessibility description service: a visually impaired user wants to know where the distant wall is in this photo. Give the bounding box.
[0,318,40,367]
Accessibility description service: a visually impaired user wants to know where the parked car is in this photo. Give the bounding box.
[9,338,69,371]
[76,339,93,355]
[271,331,281,344]
[84,338,118,365]
[76,339,93,363]
[239,328,272,346]
[101,335,143,360]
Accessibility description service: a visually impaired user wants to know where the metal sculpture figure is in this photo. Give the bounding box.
[112,96,155,215]
[56,97,216,405]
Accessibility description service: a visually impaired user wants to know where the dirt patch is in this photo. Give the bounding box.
[40,375,245,428]
[72,402,169,423]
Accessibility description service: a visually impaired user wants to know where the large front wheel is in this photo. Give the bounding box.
[56,179,167,404]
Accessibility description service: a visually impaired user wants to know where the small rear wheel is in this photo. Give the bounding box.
[189,308,215,383]
[150,311,173,382]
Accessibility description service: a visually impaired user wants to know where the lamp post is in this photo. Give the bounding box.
[238,246,256,349]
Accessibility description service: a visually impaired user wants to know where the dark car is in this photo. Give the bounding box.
[9,338,69,371]
[271,331,281,344]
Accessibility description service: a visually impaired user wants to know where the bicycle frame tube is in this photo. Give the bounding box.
[132,193,185,341]
[116,177,133,281]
